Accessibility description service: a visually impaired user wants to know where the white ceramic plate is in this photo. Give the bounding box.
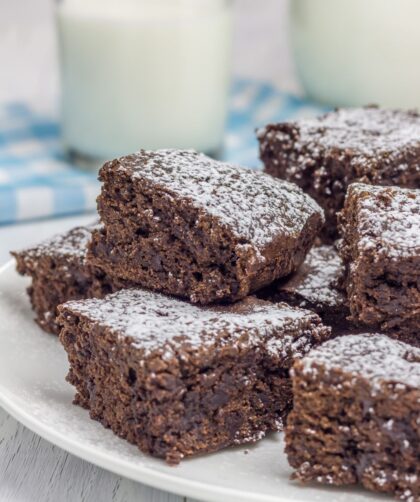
[0,261,385,502]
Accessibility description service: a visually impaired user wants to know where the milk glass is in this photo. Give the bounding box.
[291,0,420,108]
[56,0,233,165]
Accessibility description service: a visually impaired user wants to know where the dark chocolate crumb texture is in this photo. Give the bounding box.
[257,244,349,328]
[258,107,420,241]
[338,183,420,346]
[88,149,324,304]
[285,333,420,502]
[58,288,331,464]
[11,224,132,334]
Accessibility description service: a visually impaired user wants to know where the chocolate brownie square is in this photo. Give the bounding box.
[257,245,349,328]
[258,107,420,241]
[58,289,331,464]
[11,225,131,334]
[88,149,324,304]
[338,183,420,346]
[285,333,420,501]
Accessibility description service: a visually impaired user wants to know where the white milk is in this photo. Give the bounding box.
[291,0,420,108]
[57,0,232,161]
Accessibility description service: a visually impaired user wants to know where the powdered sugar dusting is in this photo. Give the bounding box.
[110,149,324,249]
[348,183,420,259]
[280,245,346,307]
[15,223,99,262]
[259,107,420,160]
[301,333,420,391]
[297,108,420,155]
[258,108,420,191]
[62,288,328,360]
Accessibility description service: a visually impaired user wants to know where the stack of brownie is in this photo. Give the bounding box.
[258,106,420,242]
[14,148,333,464]
[12,106,419,501]
[258,107,420,345]
[258,107,420,501]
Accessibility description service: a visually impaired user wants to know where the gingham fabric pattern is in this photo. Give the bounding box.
[0,80,326,225]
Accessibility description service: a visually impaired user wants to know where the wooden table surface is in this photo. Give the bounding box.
[0,0,295,499]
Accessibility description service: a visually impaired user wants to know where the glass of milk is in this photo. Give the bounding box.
[56,0,233,165]
[290,0,420,108]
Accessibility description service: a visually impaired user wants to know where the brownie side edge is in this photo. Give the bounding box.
[285,359,420,500]
[58,302,330,464]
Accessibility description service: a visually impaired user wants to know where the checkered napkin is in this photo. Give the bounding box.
[0,80,326,225]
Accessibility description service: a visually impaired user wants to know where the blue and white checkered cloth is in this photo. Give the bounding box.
[0,80,326,225]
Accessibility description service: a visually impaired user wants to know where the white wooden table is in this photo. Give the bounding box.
[0,0,296,500]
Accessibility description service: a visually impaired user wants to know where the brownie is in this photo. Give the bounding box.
[285,333,420,501]
[58,288,331,464]
[88,149,324,304]
[258,107,420,241]
[338,183,420,346]
[257,245,349,328]
[11,225,131,334]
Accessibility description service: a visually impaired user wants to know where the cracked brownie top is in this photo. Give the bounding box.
[299,333,420,392]
[102,149,324,250]
[61,288,329,361]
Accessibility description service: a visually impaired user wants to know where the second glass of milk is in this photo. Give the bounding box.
[290,0,420,109]
[57,0,233,164]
